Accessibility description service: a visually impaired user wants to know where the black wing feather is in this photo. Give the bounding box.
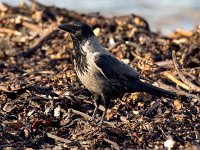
[93,52,139,79]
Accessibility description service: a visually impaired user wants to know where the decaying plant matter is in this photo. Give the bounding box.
[0,1,199,149]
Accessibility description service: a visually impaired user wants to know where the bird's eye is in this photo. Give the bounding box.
[72,24,80,30]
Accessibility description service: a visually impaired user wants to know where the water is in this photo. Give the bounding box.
[1,0,200,35]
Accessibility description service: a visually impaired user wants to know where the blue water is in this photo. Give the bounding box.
[1,0,200,34]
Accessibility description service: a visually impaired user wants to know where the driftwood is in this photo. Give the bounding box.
[172,51,200,92]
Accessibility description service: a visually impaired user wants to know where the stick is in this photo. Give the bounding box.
[46,132,85,149]
[158,81,200,101]
[22,25,57,57]
[103,138,120,150]
[175,28,193,37]
[0,28,21,35]
[155,60,173,68]
[46,132,71,144]
[29,0,46,8]
[69,108,91,121]
[69,108,116,127]
[162,72,190,91]
[22,21,43,33]
[145,99,161,116]
[172,51,200,92]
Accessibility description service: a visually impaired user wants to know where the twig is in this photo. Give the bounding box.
[69,108,116,127]
[46,132,85,149]
[21,24,57,57]
[103,138,120,150]
[46,132,71,144]
[22,21,43,33]
[145,99,161,116]
[69,108,91,120]
[172,51,200,92]
[158,80,200,101]
[155,60,173,68]
[175,28,193,37]
[29,0,46,8]
[0,14,32,22]
[162,71,190,91]
[0,85,10,92]
[183,72,196,80]
[0,28,21,35]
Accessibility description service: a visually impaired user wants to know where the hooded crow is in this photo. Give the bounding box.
[58,22,176,125]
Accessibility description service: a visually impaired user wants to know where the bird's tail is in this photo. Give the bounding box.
[130,80,177,99]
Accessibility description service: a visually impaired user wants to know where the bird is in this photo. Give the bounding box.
[58,22,176,125]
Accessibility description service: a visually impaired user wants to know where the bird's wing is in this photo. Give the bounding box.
[93,52,140,79]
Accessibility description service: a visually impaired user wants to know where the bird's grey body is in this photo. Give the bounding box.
[74,36,111,95]
[58,22,176,125]
[74,36,140,99]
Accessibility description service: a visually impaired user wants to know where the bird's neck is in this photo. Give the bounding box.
[71,35,106,74]
[72,39,88,75]
[81,36,107,53]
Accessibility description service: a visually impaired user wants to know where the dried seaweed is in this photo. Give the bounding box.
[0,1,199,149]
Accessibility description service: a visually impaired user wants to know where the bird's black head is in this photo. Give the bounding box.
[58,22,95,43]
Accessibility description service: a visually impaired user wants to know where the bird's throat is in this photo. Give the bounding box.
[72,42,89,75]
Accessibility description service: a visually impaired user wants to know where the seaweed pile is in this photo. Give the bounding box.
[0,1,199,149]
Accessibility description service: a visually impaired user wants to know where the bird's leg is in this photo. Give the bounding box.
[91,94,101,122]
[99,108,107,126]
[99,95,110,126]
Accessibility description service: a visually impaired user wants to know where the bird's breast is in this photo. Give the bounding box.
[74,54,108,94]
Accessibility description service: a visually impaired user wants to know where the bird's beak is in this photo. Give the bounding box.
[58,24,76,34]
